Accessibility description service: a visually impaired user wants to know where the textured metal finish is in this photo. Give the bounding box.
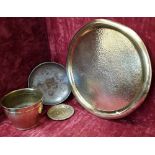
[28,62,71,105]
[67,19,152,119]
[47,104,74,120]
[0,88,43,130]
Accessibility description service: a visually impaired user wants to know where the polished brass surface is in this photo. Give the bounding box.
[67,19,152,119]
[28,62,71,105]
[1,88,43,130]
[47,104,74,120]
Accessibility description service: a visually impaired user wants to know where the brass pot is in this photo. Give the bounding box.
[1,88,43,130]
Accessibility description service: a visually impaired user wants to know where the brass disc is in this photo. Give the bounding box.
[47,104,74,120]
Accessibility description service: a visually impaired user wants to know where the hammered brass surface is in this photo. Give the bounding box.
[67,19,152,119]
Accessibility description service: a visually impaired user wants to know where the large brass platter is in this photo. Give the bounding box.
[66,19,152,119]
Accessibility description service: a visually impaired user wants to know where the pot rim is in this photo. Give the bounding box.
[0,88,43,111]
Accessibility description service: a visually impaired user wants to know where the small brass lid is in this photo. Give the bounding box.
[47,104,74,120]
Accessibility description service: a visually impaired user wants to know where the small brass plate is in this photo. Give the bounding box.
[28,62,71,105]
[47,104,74,120]
[66,19,152,119]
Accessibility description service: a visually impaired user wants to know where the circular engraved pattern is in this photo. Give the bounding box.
[47,104,74,120]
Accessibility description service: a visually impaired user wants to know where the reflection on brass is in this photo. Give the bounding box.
[67,19,152,119]
[28,62,71,105]
[0,88,43,130]
[47,104,74,120]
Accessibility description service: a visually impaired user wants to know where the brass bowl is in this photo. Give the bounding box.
[0,88,43,130]
[28,62,71,105]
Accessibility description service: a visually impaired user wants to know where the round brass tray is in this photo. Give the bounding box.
[66,19,152,119]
